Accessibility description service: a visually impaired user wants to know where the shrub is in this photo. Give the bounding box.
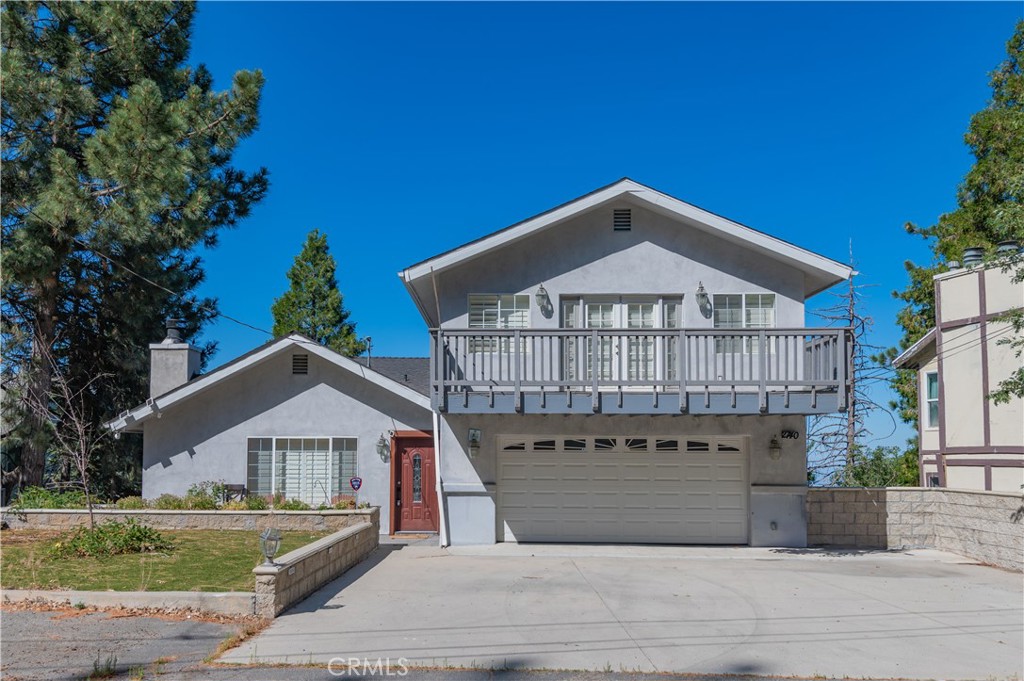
[220,500,248,511]
[12,486,90,509]
[244,495,268,511]
[276,497,311,511]
[357,502,372,509]
[152,494,187,510]
[50,518,172,558]
[184,481,225,510]
[114,496,148,510]
[333,498,356,510]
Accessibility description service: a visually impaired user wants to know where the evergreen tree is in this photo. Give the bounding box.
[887,21,1024,426]
[271,230,366,356]
[1,2,268,494]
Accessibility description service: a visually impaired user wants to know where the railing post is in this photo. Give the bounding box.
[591,329,599,413]
[678,329,687,413]
[435,329,447,412]
[837,329,849,412]
[513,329,522,413]
[758,329,767,413]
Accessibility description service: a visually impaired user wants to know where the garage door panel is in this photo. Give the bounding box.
[498,436,749,545]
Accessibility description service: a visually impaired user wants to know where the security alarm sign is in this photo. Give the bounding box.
[349,477,362,491]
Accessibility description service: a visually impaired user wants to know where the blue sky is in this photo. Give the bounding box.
[189,2,1020,448]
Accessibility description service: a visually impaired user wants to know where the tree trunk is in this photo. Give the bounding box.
[22,279,58,487]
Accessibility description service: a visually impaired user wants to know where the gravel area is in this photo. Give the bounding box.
[0,606,243,680]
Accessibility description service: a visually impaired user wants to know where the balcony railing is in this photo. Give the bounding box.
[430,327,852,415]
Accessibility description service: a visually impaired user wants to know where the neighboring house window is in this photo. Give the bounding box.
[927,474,941,488]
[713,293,776,352]
[469,294,529,352]
[247,437,357,506]
[925,372,939,429]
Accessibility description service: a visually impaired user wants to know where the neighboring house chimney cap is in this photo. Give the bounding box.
[163,318,185,344]
[962,246,985,267]
[996,239,1021,255]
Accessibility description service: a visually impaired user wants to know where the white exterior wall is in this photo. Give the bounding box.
[141,351,432,533]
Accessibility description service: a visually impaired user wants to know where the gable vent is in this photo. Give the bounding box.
[613,208,632,231]
[292,354,309,375]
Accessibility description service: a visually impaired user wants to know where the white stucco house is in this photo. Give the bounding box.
[112,178,854,547]
[893,248,1024,491]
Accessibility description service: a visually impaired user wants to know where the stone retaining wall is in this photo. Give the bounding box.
[3,507,378,533]
[253,520,379,618]
[807,487,1023,572]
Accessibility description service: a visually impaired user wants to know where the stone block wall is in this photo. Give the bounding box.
[253,519,379,618]
[807,488,1023,572]
[3,508,378,533]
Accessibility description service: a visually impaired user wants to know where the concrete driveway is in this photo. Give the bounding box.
[219,543,1024,680]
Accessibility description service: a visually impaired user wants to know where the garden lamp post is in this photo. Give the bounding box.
[259,527,281,566]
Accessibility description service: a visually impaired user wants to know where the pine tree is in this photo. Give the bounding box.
[271,230,366,356]
[888,21,1024,426]
[1,2,268,493]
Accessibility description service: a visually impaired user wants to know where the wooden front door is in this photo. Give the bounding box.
[395,437,438,532]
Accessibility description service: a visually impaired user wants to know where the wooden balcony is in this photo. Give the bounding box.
[430,328,852,415]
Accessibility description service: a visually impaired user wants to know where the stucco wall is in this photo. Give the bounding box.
[440,412,808,546]
[421,201,806,330]
[807,488,1023,572]
[139,350,431,533]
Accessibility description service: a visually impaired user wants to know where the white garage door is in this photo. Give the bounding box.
[497,435,749,544]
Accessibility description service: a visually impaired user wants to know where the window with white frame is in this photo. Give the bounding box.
[469,294,529,352]
[246,437,357,506]
[561,296,682,382]
[713,293,776,352]
[925,372,939,429]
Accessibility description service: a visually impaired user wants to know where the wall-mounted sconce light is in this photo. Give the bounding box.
[376,431,393,463]
[535,284,550,310]
[769,437,782,460]
[695,282,710,309]
[468,428,482,457]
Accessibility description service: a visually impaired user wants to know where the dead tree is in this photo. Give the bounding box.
[807,243,895,486]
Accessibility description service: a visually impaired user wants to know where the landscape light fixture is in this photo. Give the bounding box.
[259,527,281,566]
[376,432,393,463]
[695,282,710,309]
[769,437,782,461]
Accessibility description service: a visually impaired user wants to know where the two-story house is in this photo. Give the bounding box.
[893,247,1024,491]
[401,178,851,547]
[110,178,852,548]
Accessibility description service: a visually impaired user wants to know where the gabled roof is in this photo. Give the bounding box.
[399,178,852,312]
[107,334,430,433]
[351,357,430,396]
[892,328,937,369]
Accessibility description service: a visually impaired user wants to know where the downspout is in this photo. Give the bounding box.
[432,410,449,547]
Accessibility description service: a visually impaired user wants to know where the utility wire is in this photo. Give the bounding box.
[71,237,274,337]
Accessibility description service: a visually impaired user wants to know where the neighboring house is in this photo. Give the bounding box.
[400,178,852,547]
[893,249,1024,492]
[112,178,855,547]
[108,329,435,535]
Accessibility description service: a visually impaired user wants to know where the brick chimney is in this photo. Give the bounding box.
[149,319,201,397]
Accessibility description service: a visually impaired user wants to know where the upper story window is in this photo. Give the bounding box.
[925,372,939,429]
[469,294,529,329]
[713,293,776,352]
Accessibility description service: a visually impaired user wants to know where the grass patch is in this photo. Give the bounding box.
[0,529,329,592]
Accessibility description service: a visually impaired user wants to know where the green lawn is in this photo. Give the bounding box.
[0,529,329,592]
